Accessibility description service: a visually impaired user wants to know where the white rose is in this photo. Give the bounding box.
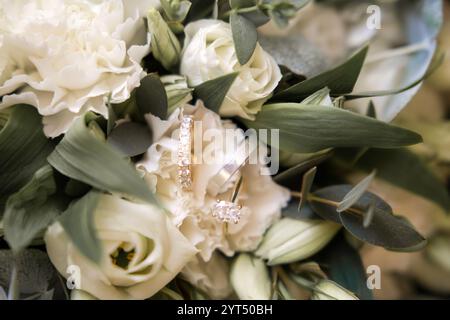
[44,193,197,300]
[0,0,159,137]
[180,20,282,120]
[137,102,290,263]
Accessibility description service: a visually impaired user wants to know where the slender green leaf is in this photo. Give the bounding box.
[47,114,157,204]
[136,74,168,120]
[243,103,422,153]
[58,191,102,263]
[337,170,376,213]
[354,148,450,212]
[3,166,65,253]
[107,122,152,157]
[299,167,317,211]
[194,72,239,113]
[0,105,54,215]
[272,45,369,101]
[230,13,258,65]
[363,202,376,228]
[343,53,444,100]
[274,150,333,186]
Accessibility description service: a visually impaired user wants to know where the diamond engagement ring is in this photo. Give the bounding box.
[211,176,244,235]
[178,114,194,190]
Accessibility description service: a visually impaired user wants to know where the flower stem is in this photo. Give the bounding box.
[290,191,364,217]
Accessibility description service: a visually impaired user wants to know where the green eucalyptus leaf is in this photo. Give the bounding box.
[0,249,56,296]
[354,148,450,212]
[299,166,317,211]
[230,13,258,65]
[58,191,102,263]
[317,234,373,300]
[194,72,239,113]
[241,10,270,27]
[272,45,369,102]
[339,207,426,252]
[107,122,152,157]
[3,165,66,253]
[185,0,216,22]
[310,185,392,223]
[0,105,54,215]
[243,103,422,153]
[259,35,328,78]
[310,185,426,251]
[136,74,168,120]
[337,170,376,213]
[47,114,157,204]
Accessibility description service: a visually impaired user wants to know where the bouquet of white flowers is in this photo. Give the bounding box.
[0,0,448,301]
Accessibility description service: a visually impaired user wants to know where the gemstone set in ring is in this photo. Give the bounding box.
[212,200,242,224]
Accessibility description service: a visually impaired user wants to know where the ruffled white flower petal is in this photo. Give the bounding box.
[0,0,159,137]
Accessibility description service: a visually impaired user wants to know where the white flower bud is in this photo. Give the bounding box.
[256,218,340,265]
[230,254,271,300]
[311,280,359,300]
[160,75,193,113]
[147,7,181,70]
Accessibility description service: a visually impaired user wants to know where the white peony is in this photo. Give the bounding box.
[180,20,282,120]
[45,193,197,300]
[137,102,290,264]
[0,0,159,137]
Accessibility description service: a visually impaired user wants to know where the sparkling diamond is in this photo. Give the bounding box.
[212,200,241,224]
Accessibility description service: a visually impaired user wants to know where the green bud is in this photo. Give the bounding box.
[230,253,271,300]
[311,280,359,300]
[160,75,193,113]
[87,119,106,142]
[256,218,340,265]
[160,0,191,22]
[147,7,181,70]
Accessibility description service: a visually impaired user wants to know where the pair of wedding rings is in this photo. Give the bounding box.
[177,111,249,226]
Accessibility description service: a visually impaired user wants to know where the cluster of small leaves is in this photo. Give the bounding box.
[228,0,310,64]
[284,167,426,252]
